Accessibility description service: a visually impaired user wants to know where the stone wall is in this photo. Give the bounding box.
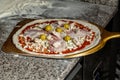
[54,0,119,7]
[83,0,118,7]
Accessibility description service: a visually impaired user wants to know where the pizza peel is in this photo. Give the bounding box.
[1,19,120,59]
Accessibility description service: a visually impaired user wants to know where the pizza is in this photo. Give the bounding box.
[13,19,101,56]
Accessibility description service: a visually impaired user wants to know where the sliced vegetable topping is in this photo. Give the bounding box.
[64,24,69,29]
[55,27,63,33]
[40,34,47,40]
[64,35,71,42]
[45,25,52,31]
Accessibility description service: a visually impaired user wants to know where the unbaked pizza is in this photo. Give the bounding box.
[13,19,101,56]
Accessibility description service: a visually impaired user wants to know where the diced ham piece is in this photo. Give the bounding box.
[24,29,47,38]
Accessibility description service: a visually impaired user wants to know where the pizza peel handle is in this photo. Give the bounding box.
[103,31,120,42]
[64,27,120,58]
